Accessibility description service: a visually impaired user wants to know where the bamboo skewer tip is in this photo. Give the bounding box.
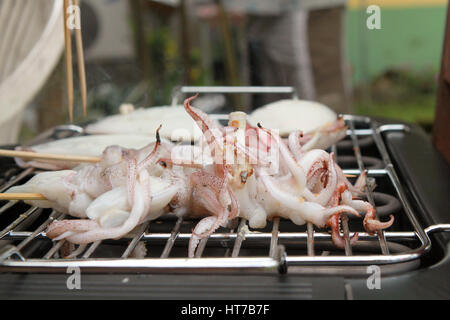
[0,149,101,164]
[0,193,47,201]
[63,0,87,121]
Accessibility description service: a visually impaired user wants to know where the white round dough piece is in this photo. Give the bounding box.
[249,99,337,135]
[85,106,209,142]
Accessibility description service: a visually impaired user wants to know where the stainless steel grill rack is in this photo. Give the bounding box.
[0,86,449,275]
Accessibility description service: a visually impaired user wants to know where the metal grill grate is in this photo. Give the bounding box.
[0,87,448,274]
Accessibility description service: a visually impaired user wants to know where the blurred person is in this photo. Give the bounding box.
[196,0,351,113]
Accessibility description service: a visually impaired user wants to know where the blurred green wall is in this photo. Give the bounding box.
[346,5,447,84]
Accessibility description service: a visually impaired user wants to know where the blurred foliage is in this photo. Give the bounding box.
[77,26,213,120]
[354,67,437,130]
[146,26,182,105]
[86,83,136,116]
[368,67,437,102]
[146,26,211,106]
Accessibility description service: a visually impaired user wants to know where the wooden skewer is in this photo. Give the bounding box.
[0,148,357,175]
[0,149,101,163]
[73,0,87,117]
[63,0,74,123]
[0,193,46,201]
[0,170,356,202]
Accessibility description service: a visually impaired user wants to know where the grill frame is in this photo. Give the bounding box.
[0,87,448,275]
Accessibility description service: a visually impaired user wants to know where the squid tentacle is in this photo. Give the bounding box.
[136,125,162,172]
[259,170,359,227]
[188,216,218,257]
[187,166,239,257]
[184,94,224,159]
[363,208,395,235]
[288,130,305,161]
[257,123,309,195]
[46,219,100,239]
[63,182,147,244]
[327,213,359,249]
[340,189,395,235]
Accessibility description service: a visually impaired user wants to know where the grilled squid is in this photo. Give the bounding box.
[180,95,394,251]
[8,95,395,254]
[10,128,182,244]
